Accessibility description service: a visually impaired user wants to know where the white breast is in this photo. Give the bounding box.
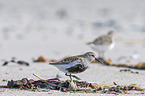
[90,42,115,52]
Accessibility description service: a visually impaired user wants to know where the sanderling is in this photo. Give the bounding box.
[49,52,102,80]
[87,31,115,59]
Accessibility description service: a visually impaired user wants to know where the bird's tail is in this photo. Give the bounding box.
[49,63,55,65]
[49,62,60,65]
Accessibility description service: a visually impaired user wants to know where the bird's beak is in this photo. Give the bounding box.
[95,58,103,64]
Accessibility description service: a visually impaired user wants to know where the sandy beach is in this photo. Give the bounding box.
[0,0,145,95]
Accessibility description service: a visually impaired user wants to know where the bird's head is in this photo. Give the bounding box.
[84,52,103,64]
[107,31,114,37]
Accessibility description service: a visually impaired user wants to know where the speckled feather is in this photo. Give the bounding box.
[88,35,112,45]
[49,56,84,65]
[66,64,88,73]
[87,31,114,45]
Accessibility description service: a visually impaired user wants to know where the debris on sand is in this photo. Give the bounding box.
[135,62,145,69]
[120,69,139,74]
[2,57,29,66]
[33,56,58,62]
[4,78,144,94]
[0,73,142,94]
[92,58,145,70]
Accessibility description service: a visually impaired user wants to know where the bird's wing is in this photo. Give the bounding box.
[49,56,82,65]
[93,35,112,45]
[66,64,88,73]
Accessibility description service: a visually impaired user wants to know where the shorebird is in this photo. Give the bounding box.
[87,31,115,59]
[49,52,102,80]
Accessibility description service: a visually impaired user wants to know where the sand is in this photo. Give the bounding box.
[0,0,145,95]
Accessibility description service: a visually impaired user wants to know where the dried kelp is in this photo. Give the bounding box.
[120,69,139,74]
[92,58,145,70]
[2,57,29,66]
[7,78,83,92]
[100,82,144,94]
[5,78,144,94]
[33,56,58,62]
[7,78,34,89]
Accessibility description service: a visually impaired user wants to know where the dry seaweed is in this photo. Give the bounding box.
[120,69,139,74]
[33,56,58,62]
[91,58,145,70]
[4,77,144,94]
[2,57,29,66]
[4,72,145,94]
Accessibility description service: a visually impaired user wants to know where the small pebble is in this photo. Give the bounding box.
[20,68,23,70]
[102,88,107,93]
[2,79,7,82]
[131,71,134,73]
[126,60,131,63]
[135,72,139,74]
[56,73,64,78]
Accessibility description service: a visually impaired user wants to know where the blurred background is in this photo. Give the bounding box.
[0,0,145,64]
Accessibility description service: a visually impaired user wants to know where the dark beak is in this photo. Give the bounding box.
[95,58,103,64]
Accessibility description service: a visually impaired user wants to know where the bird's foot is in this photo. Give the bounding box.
[65,73,81,80]
[71,75,81,80]
[65,73,72,80]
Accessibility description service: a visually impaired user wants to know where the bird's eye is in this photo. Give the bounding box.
[91,55,95,57]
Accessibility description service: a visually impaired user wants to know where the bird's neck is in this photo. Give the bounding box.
[84,55,92,62]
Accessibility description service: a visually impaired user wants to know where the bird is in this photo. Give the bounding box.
[49,52,103,80]
[87,31,115,59]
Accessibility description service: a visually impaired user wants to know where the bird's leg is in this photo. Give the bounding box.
[101,51,105,59]
[98,51,103,59]
[65,73,72,80]
[71,75,81,80]
[97,51,105,64]
[98,51,110,65]
[99,51,105,60]
[11,57,16,63]
[69,74,72,80]
[98,51,101,58]
[65,73,81,80]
